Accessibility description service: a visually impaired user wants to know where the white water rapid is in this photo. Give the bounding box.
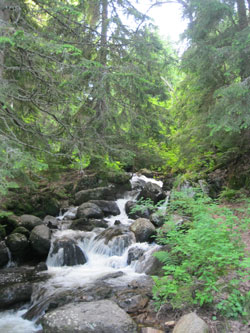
[0,173,165,332]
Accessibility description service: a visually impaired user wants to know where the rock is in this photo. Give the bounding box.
[50,238,87,266]
[0,214,19,235]
[125,201,151,219]
[138,182,166,204]
[30,225,51,256]
[135,247,164,276]
[0,241,9,268]
[75,187,116,205]
[36,262,48,271]
[130,218,156,243]
[150,212,165,227]
[44,215,59,229]
[70,218,107,231]
[115,290,149,313]
[162,174,175,191]
[6,233,29,259]
[95,227,136,255]
[89,200,120,216]
[41,300,137,333]
[76,202,104,219]
[20,214,43,231]
[173,313,209,333]
[127,246,145,265]
[11,226,30,238]
[0,266,49,310]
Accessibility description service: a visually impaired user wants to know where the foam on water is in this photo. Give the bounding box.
[0,309,40,333]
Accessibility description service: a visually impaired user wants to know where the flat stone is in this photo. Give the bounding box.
[173,313,209,333]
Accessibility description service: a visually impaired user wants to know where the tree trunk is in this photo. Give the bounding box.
[236,0,248,30]
[100,0,108,65]
[0,1,10,80]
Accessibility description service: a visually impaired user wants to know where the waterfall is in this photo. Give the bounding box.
[0,173,165,332]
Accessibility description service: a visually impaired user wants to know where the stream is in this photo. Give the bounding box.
[0,174,165,332]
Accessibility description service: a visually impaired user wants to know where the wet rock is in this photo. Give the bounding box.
[75,187,116,206]
[95,227,135,255]
[76,202,104,219]
[0,241,9,267]
[173,313,209,333]
[11,226,30,238]
[130,218,156,243]
[20,214,43,231]
[125,201,151,219]
[138,182,166,204]
[162,174,175,191]
[36,262,48,271]
[70,217,107,231]
[30,225,51,256]
[6,233,29,259]
[50,238,87,266]
[89,200,120,216]
[127,246,145,265]
[115,290,149,313]
[44,215,59,229]
[135,248,163,276]
[0,282,33,309]
[0,266,49,310]
[41,300,137,333]
[150,212,165,227]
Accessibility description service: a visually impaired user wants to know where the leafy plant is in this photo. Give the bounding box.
[152,190,249,318]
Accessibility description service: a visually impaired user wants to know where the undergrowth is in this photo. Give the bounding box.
[145,190,250,319]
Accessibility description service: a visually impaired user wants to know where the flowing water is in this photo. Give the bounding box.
[0,174,164,332]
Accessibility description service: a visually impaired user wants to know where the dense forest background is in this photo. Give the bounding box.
[0,0,249,194]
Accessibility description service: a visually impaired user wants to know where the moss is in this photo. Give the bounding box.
[12,226,30,238]
[0,225,6,240]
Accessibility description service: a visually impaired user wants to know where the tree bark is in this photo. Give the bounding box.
[100,0,108,65]
[0,1,10,80]
[236,0,248,30]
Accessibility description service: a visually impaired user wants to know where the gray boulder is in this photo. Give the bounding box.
[135,248,163,275]
[6,233,29,258]
[70,218,107,232]
[44,215,59,229]
[125,201,151,219]
[20,214,43,231]
[75,187,116,206]
[150,212,165,227]
[0,241,9,268]
[50,238,87,266]
[127,246,144,265]
[138,182,166,204]
[173,313,209,333]
[89,200,120,216]
[130,218,156,243]
[41,300,137,333]
[76,202,104,219]
[30,225,51,256]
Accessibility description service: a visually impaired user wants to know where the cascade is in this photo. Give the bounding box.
[0,174,166,332]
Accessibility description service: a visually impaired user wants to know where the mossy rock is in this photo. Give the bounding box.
[12,226,30,238]
[0,214,19,235]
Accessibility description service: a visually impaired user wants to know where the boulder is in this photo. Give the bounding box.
[89,200,120,216]
[6,233,29,258]
[20,214,43,231]
[0,214,19,235]
[0,241,9,268]
[127,246,144,265]
[173,313,209,333]
[150,212,165,227]
[125,201,151,219]
[70,218,107,232]
[135,248,163,276]
[138,182,166,204]
[76,202,104,219]
[130,218,156,243]
[95,227,136,256]
[11,226,30,238]
[41,300,137,333]
[50,238,87,266]
[0,266,49,310]
[75,187,116,206]
[30,225,51,256]
[44,215,59,229]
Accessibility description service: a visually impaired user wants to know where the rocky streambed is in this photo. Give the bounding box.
[0,173,210,333]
